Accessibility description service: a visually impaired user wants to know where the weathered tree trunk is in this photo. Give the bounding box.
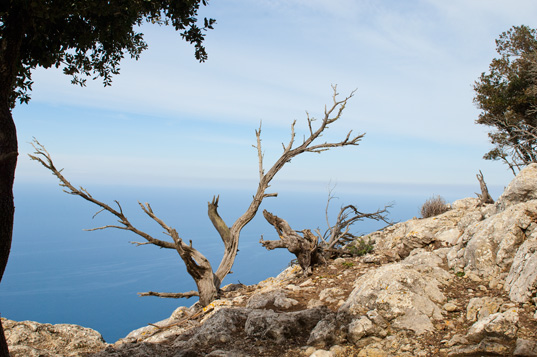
[476,170,494,205]
[31,87,363,309]
[260,210,324,275]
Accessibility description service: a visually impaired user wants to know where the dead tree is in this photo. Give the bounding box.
[260,188,391,275]
[317,187,391,254]
[476,170,494,205]
[29,86,364,306]
[261,210,323,276]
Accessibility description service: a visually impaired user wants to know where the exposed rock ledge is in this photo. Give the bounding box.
[4,164,537,356]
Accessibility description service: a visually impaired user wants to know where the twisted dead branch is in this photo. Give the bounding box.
[30,85,364,306]
[261,188,392,275]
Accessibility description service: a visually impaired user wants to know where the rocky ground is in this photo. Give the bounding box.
[4,164,537,356]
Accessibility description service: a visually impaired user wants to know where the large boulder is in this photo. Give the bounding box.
[3,318,107,357]
[448,200,537,278]
[339,250,448,336]
[496,163,537,210]
[244,306,328,343]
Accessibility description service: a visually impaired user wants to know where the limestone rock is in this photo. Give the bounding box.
[443,302,459,312]
[246,288,298,309]
[466,309,519,343]
[310,349,333,357]
[514,338,537,356]
[368,207,473,259]
[449,200,537,278]
[466,297,503,322]
[339,259,445,335]
[497,163,537,209]
[244,306,327,343]
[347,316,376,343]
[448,338,512,356]
[319,287,345,304]
[505,237,537,303]
[307,313,346,347]
[3,318,107,357]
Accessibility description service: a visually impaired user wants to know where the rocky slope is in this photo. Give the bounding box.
[4,164,537,356]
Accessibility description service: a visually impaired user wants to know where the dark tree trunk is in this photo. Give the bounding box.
[0,100,18,357]
[0,7,25,355]
[0,107,17,282]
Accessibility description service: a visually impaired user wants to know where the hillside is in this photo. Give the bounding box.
[4,164,537,356]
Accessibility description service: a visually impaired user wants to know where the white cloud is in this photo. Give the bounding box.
[18,0,532,189]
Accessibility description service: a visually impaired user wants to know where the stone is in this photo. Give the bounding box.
[443,302,459,312]
[368,207,472,260]
[348,316,375,343]
[466,297,503,322]
[448,338,512,356]
[177,307,249,348]
[514,338,537,356]
[497,163,537,209]
[451,198,480,210]
[340,261,445,335]
[206,350,249,357]
[319,287,345,303]
[505,237,537,303]
[246,288,299,309]
[392,308,435,335]
[466,309,519,343]
[310,349,333,357]
[3,318,107,357]
[334,257,346,265]
[307,313,342,347]
[244,307,327,343]
[357,345,389,357]
[446,334,468,347]
[449,200,536,278]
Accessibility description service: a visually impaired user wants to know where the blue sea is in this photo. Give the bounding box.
[0,180,503,342]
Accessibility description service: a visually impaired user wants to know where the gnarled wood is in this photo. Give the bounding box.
[138,290,199,299]
[261,191,391,273]
[476,170,494,205]
[30,86,364,307]
[260,210,324,275]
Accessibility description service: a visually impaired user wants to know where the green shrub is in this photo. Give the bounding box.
[348,237,374,256]
[420,195,449,218]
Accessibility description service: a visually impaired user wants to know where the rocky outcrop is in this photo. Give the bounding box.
[2,318,107,356]
[5,164,537,356]
[340,250,449,336]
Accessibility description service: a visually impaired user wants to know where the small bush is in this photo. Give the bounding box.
[348,237,374,256]
[420,195,449,218]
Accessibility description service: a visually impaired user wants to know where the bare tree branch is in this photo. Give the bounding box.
[30,86,364,307]
[261,189,392,273]
[29,139,177,250]
[138,291,199,299]
[475,170,494,205]
[29,139,219,305]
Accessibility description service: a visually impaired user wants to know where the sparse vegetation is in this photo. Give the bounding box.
[348,237,374,256]
[420,195,449,218]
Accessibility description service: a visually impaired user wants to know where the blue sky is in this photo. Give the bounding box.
[13,0,537,196]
